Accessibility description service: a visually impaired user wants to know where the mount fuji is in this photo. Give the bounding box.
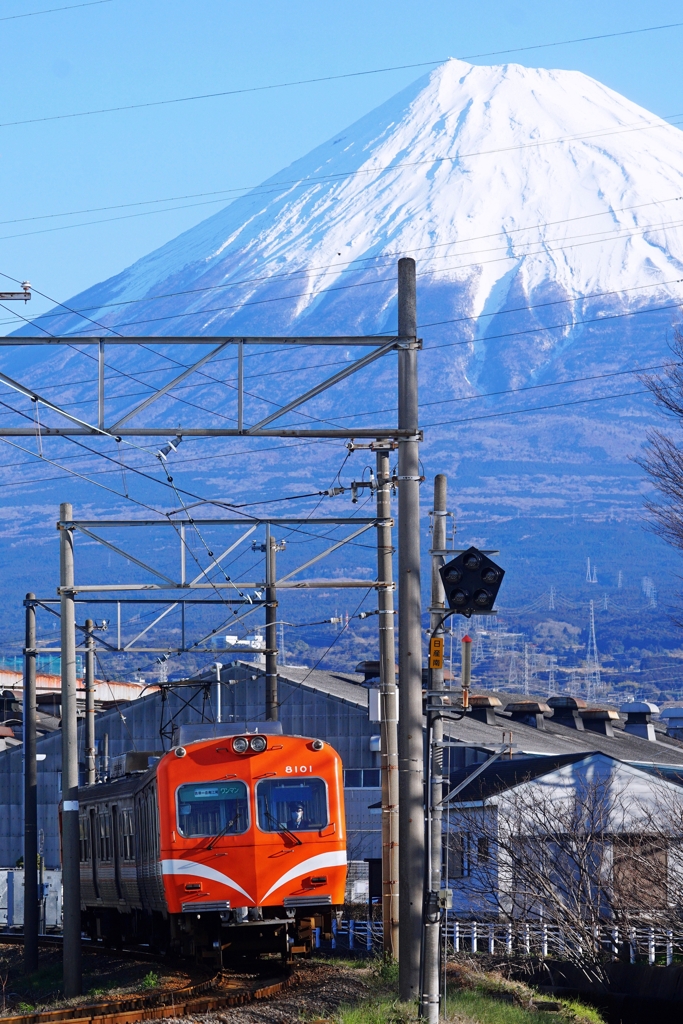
[7,58,683,630]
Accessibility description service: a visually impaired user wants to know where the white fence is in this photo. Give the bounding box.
[442,919,683,965]
[329,918,683,965]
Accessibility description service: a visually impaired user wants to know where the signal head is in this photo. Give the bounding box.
[439,546,504,617]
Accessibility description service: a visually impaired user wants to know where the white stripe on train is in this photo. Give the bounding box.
[259,850,347,903]
[161,859,254,904]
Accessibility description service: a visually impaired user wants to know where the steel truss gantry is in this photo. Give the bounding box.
[0,333,420,440]
[31,513,390,655]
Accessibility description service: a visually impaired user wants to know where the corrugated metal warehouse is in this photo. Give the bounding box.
[0,661,383,868]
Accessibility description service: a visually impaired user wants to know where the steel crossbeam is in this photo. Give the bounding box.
[0,334,416,438]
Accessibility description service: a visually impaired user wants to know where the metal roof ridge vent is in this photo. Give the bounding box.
[579,707,619,738]
[619,701,660,742]
[547,695,587,731]
[504,700,552,731]
[468,694,502,726]
[661,707,683,740]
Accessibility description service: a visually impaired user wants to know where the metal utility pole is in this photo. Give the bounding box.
[421,475,447,1021]
[376,446,399,959]
[397,257,423,1001]
[85,620,96,786]
[265,526,279,721]
[24,592,38,973]
[59,502,81,996]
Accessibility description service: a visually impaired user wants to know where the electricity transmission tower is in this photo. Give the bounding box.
[585,600,601,701]
[508,650,519,689]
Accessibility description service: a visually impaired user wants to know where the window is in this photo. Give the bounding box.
[176,781,249,838]
[477,837,490,865]
[119,807,135,861]
[98,810,112,861]
[257,777,328,832]
[79,814,90,863]
[613,835,668,909]
[446,832,469,879]
[344,769,381,788]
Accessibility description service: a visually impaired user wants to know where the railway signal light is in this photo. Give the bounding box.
[439,546,505,618]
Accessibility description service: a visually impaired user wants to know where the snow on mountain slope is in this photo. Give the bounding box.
[24,58,683,342]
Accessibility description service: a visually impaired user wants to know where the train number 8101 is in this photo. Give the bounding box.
[285,765,313,774]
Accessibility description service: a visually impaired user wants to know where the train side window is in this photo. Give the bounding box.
[176,781,249,837]
[79,814,90,862]
[98,809,112,861]
[119,807,135,861]
[256,778,328,832]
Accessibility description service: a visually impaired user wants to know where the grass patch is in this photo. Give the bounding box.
[446,990,559,1023]
[560,999,605,1024]
[328,957,606,1024]
[140,971,159,990]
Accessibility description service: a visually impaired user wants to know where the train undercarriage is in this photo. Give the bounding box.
[81,905,336,964]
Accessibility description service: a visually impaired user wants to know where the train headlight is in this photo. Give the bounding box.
[232,737,249,754]
[250,735,267,753]
[175,746,186,758]
[312,739,324,751]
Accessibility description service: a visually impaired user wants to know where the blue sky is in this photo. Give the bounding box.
[2,0,683,331]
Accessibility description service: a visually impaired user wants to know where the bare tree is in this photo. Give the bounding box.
[445,767,683,983]
[638,327,683,554]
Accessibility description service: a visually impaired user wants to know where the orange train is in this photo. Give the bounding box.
[75,725,347,961]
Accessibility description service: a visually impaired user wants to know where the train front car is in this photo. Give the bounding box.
[158,729,347,959]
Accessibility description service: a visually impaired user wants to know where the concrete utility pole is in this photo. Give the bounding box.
[24,592,38,973]
[85,620,96,786]
[397,258,423,1001]
[421,475,448,1021]
[376,446,399,959]
[59,502,81,996]
[265,525,278,721]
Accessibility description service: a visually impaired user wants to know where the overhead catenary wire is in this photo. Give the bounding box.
[1,196,679,330]
[36,223,683,335]
[2,19,683,129]
[0,0,113,22]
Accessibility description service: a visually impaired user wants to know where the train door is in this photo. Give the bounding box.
[111,804,123,900]
[90,807,100,900]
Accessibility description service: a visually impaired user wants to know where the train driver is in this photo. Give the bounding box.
[287,802,311,830]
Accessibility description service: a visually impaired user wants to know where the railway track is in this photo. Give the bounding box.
[0,935,294,1024]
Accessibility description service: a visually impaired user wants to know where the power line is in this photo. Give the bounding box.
[299,360,681,424]
[4,198,679,319]
[422,386,650,428]
[2,20,683,129]
[19,207,682,336]
[0,0,113,22]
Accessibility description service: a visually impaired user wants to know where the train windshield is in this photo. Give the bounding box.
[256,778,328,832]
[176,781,249,837]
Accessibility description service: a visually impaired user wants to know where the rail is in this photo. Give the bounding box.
[0,935,293,1024]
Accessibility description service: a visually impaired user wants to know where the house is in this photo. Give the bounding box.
[444,751,683,922]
